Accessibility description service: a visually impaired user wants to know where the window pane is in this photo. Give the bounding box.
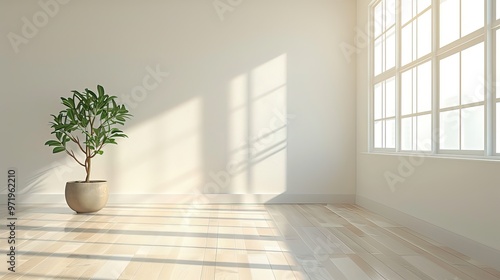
[417,114,432,151]
[374,37,383,76]
[386,78,396,117]
[386,119,396,148]
[461,43,484,105]
[461,106,484,150]
[374,3,383,37]
[374,120,383,148]
[401,70,413,115]
[401,117,413,150]
[417,11,432,59]
[402,0,413,24]
[440,109,459,149]
[461,0,484,37]
[386,27,396,70]
[386,0,396,28]
[497,0,500,20]
[402,23,413,66]
[418,61,432,112]
[440,0,459,47]
[418,0,431,13]
[374,83,382,119]
[496,103,500,152]
[496,30,500,98]
[440,54,460,108]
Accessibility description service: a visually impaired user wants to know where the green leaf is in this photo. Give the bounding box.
[105,138,117,144]
[67,109,75,121]
[72,90,84,102]
[86,89,98,100]
[97,85,105,97]
[45,140,61,146]
[52,146,66,153]
[62,98,74,109]
[62,135,70,144]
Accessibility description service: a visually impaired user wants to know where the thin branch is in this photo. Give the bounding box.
[61,130,86,155]
[62,131,77,143]
[67,133,86,154]
[74,136,86,154]
[90,141,106,158]
[66,150,85,167]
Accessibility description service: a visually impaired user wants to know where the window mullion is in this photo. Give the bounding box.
[487,0,494,156]
[432,0,439,154]
[395,0,402,151]
[459,0,462,38]
[383,82,387,148]
[373,68,397,83]
[459,52,463,150]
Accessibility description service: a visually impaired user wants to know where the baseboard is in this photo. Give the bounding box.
[13,193,355,204]
[356,195,500,271]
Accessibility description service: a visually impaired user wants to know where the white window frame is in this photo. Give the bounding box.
[369,0,500,159]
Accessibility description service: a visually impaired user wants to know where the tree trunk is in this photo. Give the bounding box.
[85,158,91,182]
[85,148,91,182]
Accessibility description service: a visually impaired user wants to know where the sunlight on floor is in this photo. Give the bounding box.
[0,204,498,280]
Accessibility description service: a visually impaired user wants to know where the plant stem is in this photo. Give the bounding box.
[66,150,85,167]
[85,156,91,182]
[85,111,94,182]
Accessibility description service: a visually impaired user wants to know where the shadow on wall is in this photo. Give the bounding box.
[26,49,291,201]
[107,54,289,200]
[4,0,355,202]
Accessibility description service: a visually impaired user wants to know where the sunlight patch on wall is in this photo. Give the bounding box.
[228,74,250,193]
[227,54,288,195]
[115,97,203,193]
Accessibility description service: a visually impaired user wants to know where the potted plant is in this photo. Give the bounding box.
[45,85,131,213]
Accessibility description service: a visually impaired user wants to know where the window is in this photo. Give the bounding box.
[374,77,396,148]
[373,0,396,76]
[439,42,485,151]
[371,0,496,156]
[401,61,432,151]
[401,0,431,65]
[440,0,484,47]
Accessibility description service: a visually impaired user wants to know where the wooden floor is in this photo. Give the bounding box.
[0,204,498,280]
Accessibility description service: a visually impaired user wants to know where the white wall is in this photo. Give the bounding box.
[0,0,357,204]
[356,0,500,269]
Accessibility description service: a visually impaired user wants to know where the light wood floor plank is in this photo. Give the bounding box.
[356,253,406,280]
[0,204,497,280]
[384,226,500,280]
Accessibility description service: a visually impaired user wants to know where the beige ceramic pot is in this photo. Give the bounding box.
[65,181,108,213]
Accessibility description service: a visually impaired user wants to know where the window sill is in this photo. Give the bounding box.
[362,151,500,162]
